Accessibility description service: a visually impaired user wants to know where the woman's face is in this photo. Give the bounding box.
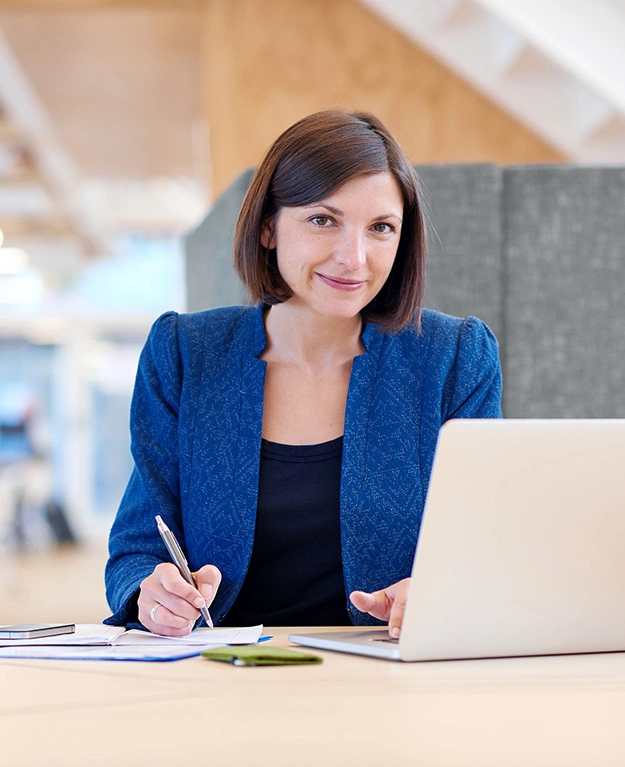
[261,171,403,322]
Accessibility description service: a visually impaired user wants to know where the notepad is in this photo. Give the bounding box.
[0,623,264,660]
[0,623,262,647]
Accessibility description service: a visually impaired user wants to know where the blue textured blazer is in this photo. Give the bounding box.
[105,304,502,627]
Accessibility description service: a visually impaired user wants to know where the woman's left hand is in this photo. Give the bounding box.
[349,578,411,639]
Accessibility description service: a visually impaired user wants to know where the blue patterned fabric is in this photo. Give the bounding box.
[105,304,502,627]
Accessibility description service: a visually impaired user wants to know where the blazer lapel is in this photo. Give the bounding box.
[340,324,384,609]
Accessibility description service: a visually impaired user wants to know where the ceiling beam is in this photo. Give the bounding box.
[0,28,110,255]
[0,1,206,8]
[0,168,40,185]
[0,120,23,142]
[0,215,75,237]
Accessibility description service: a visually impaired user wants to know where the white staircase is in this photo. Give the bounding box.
[360,0,625,162]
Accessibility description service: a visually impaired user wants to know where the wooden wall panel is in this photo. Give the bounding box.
[203,0,564,196]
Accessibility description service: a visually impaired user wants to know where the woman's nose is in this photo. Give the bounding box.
[334,231,366,270]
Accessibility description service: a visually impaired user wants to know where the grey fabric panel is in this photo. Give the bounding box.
[417,164,503,342]
[184,168,254,312]
[186,162,625,417]
[504,166,625,417]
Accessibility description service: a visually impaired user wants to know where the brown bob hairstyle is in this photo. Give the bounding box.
[234,109,427,333]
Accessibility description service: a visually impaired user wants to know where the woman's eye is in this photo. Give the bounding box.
[310,215,333,226]
[373,222,395,234]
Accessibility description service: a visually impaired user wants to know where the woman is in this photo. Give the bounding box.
[105,110,502,638]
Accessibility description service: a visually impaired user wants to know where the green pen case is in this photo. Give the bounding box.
[201,645,323,666]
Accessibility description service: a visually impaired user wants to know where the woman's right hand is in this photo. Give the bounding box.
[138,562,222,636]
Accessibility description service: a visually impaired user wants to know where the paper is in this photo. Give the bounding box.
[0,624,264,662]
[118,626,263,646]
[0,624,263,648]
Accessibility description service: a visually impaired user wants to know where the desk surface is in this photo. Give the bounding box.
[2,627,625,767]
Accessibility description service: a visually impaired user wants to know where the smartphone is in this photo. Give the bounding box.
[0,623,75,640]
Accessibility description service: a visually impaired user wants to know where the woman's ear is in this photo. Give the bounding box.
[260,218,276,250]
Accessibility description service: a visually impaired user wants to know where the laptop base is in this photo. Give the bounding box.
[289,629,402,661]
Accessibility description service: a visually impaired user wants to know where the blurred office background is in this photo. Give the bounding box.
[1,0,624,625]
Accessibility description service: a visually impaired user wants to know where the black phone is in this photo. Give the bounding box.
[0,623,75,639]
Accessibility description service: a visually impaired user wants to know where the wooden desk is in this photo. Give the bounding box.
[2,627,625,766]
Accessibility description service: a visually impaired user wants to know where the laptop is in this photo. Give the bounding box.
[290,419,625,661]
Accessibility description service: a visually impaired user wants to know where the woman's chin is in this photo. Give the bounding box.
[280,294,366,322]
[313,302,365,322]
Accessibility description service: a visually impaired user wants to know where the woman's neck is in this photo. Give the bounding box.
[262,303,364,367]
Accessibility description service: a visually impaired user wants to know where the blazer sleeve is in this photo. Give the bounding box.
[442,316,503,421]
[104,311,184,626]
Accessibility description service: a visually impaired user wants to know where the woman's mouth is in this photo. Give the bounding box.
[317,273,366,291]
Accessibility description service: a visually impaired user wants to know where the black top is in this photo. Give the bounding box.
[223,435,350,626]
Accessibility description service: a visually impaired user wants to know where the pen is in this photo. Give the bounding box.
[155,515,214,628]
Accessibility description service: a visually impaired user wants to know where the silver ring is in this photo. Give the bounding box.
[150,603,162,623]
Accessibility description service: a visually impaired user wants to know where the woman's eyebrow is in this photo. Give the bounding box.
[305,203,402,222]
[304,203,343,216]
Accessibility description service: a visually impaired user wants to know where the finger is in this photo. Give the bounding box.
[388,580,411,639]
[140,602,194,637]
[137,589,195,635]
[141,570,202,623]
[151,588,201,623]
[193,564,222,606]
[349,590,376,613]
[349,590,392,621]
[155,563,206,609]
